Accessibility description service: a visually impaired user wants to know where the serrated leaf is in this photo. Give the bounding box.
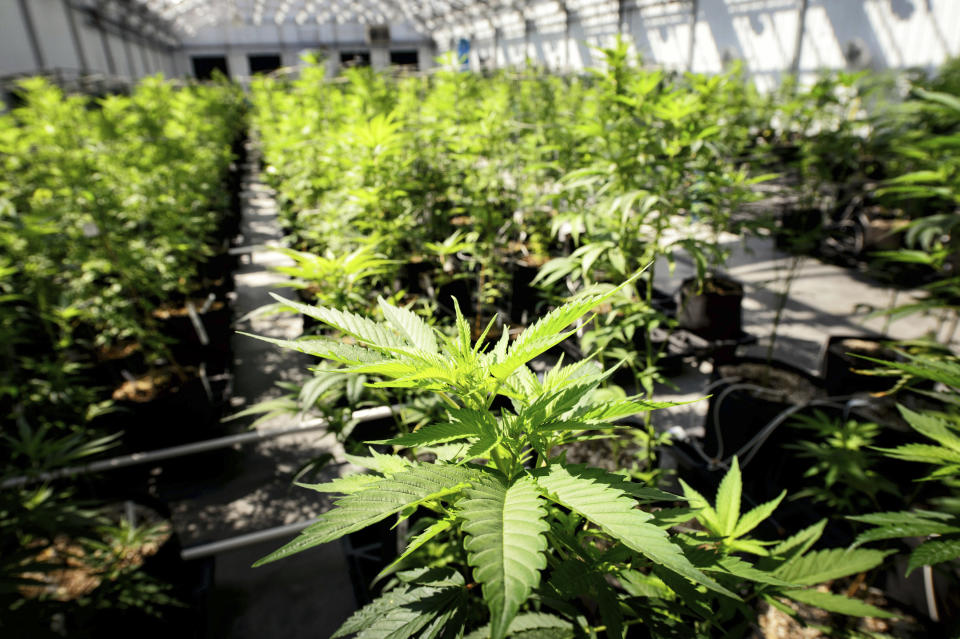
[617,485,683,503]
[678,479,721,535]
[732,490,785,539]
[458,474,549,639]
[907,537,960,575]
[297,473,380,495]
[850,510,960,547]
[534,464,736,599]
[490,272,643,380]
[378,296,439,354]
[238,331,380,364]
[715,457,742,537]
[269,293,406,350]
[774,548,892,586]
[381,422,478,447]
[254,464,476,566]
[332,572,466,639]
[877,443,960,465]
[783,589,895,618]
[580,397,695,420]
[345,450,411,476]
[769,519,826,558]
[713,556,796,587]
[463,612,573,639]
[897,405,960,452]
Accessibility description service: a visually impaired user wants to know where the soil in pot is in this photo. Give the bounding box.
[84,341,148,389]
[154,298,231,341]
[100,366,226,453]
[676,275,744,341]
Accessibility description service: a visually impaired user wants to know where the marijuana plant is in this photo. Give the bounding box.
[849,352,960,577]
[249,275,895,637]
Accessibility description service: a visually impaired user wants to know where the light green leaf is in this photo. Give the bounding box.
[732,490,785,539]
[774,548,892,586]
[907,538,960,576]
[296,473,380,495]
[376,517,454,583]
[463,612,574,639]
[254,464,475,566]
[380,422,478,447]
[715,457,742,537]
[769,519,826,559]
[332,571,466,639]
[783,589,895,618]
[378,296,439,354]
[269,293,406,350]
[490,272,643,380]
[678,479,721,535]
[458,474,549,639]
[897,405,960,452]
[344,450,411,476]
[534,464,736,599]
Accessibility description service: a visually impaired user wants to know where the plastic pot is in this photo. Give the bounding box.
[676,275,743,341]
[821,335,902,397]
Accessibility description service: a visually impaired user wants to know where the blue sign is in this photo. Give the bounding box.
[457,38,470,70]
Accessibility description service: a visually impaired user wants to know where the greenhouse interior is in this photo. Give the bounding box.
[4,0,960,637]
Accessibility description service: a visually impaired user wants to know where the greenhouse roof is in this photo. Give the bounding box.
[134,0,579,37]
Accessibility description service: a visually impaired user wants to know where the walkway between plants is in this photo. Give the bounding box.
[650,230,955,439]
[168,138,356,638]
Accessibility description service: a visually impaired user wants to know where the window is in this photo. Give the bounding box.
[191,56,229,80]
[390,50,419,69]
[340,51,371,68]
[248,54,282,75]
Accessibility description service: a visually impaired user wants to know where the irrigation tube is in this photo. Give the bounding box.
[180,518,319,561]
[1,404,400,489]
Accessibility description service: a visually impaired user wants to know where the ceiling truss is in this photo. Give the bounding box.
[128,0,672,39]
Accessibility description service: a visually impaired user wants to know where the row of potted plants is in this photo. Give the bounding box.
[1,76,247,634]
[246,50,959,634]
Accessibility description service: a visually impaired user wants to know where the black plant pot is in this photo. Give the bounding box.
[94,371,228,455]
[436,277,474,319]
[399,258,436,296]
[344,518,397,606]
[676,275,743,341]
[821,335,903,397]
[346,415,397,455]
[509,262,541,325]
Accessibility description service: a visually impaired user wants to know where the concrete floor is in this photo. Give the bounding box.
[168,141,357,638]
[650,228,955,438]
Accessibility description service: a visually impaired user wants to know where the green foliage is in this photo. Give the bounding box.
[253,285,898,636]
[680,458,784,556]
[847,349,960,578]
[786,411,898,512]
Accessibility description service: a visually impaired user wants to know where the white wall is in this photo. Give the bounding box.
[438,0,960,83]
[0,1,36,76]
[0,0,177,83]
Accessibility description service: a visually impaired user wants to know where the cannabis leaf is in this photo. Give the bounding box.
[459,474,549,639]
[534,464,736,599]
[254,464,475,566]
